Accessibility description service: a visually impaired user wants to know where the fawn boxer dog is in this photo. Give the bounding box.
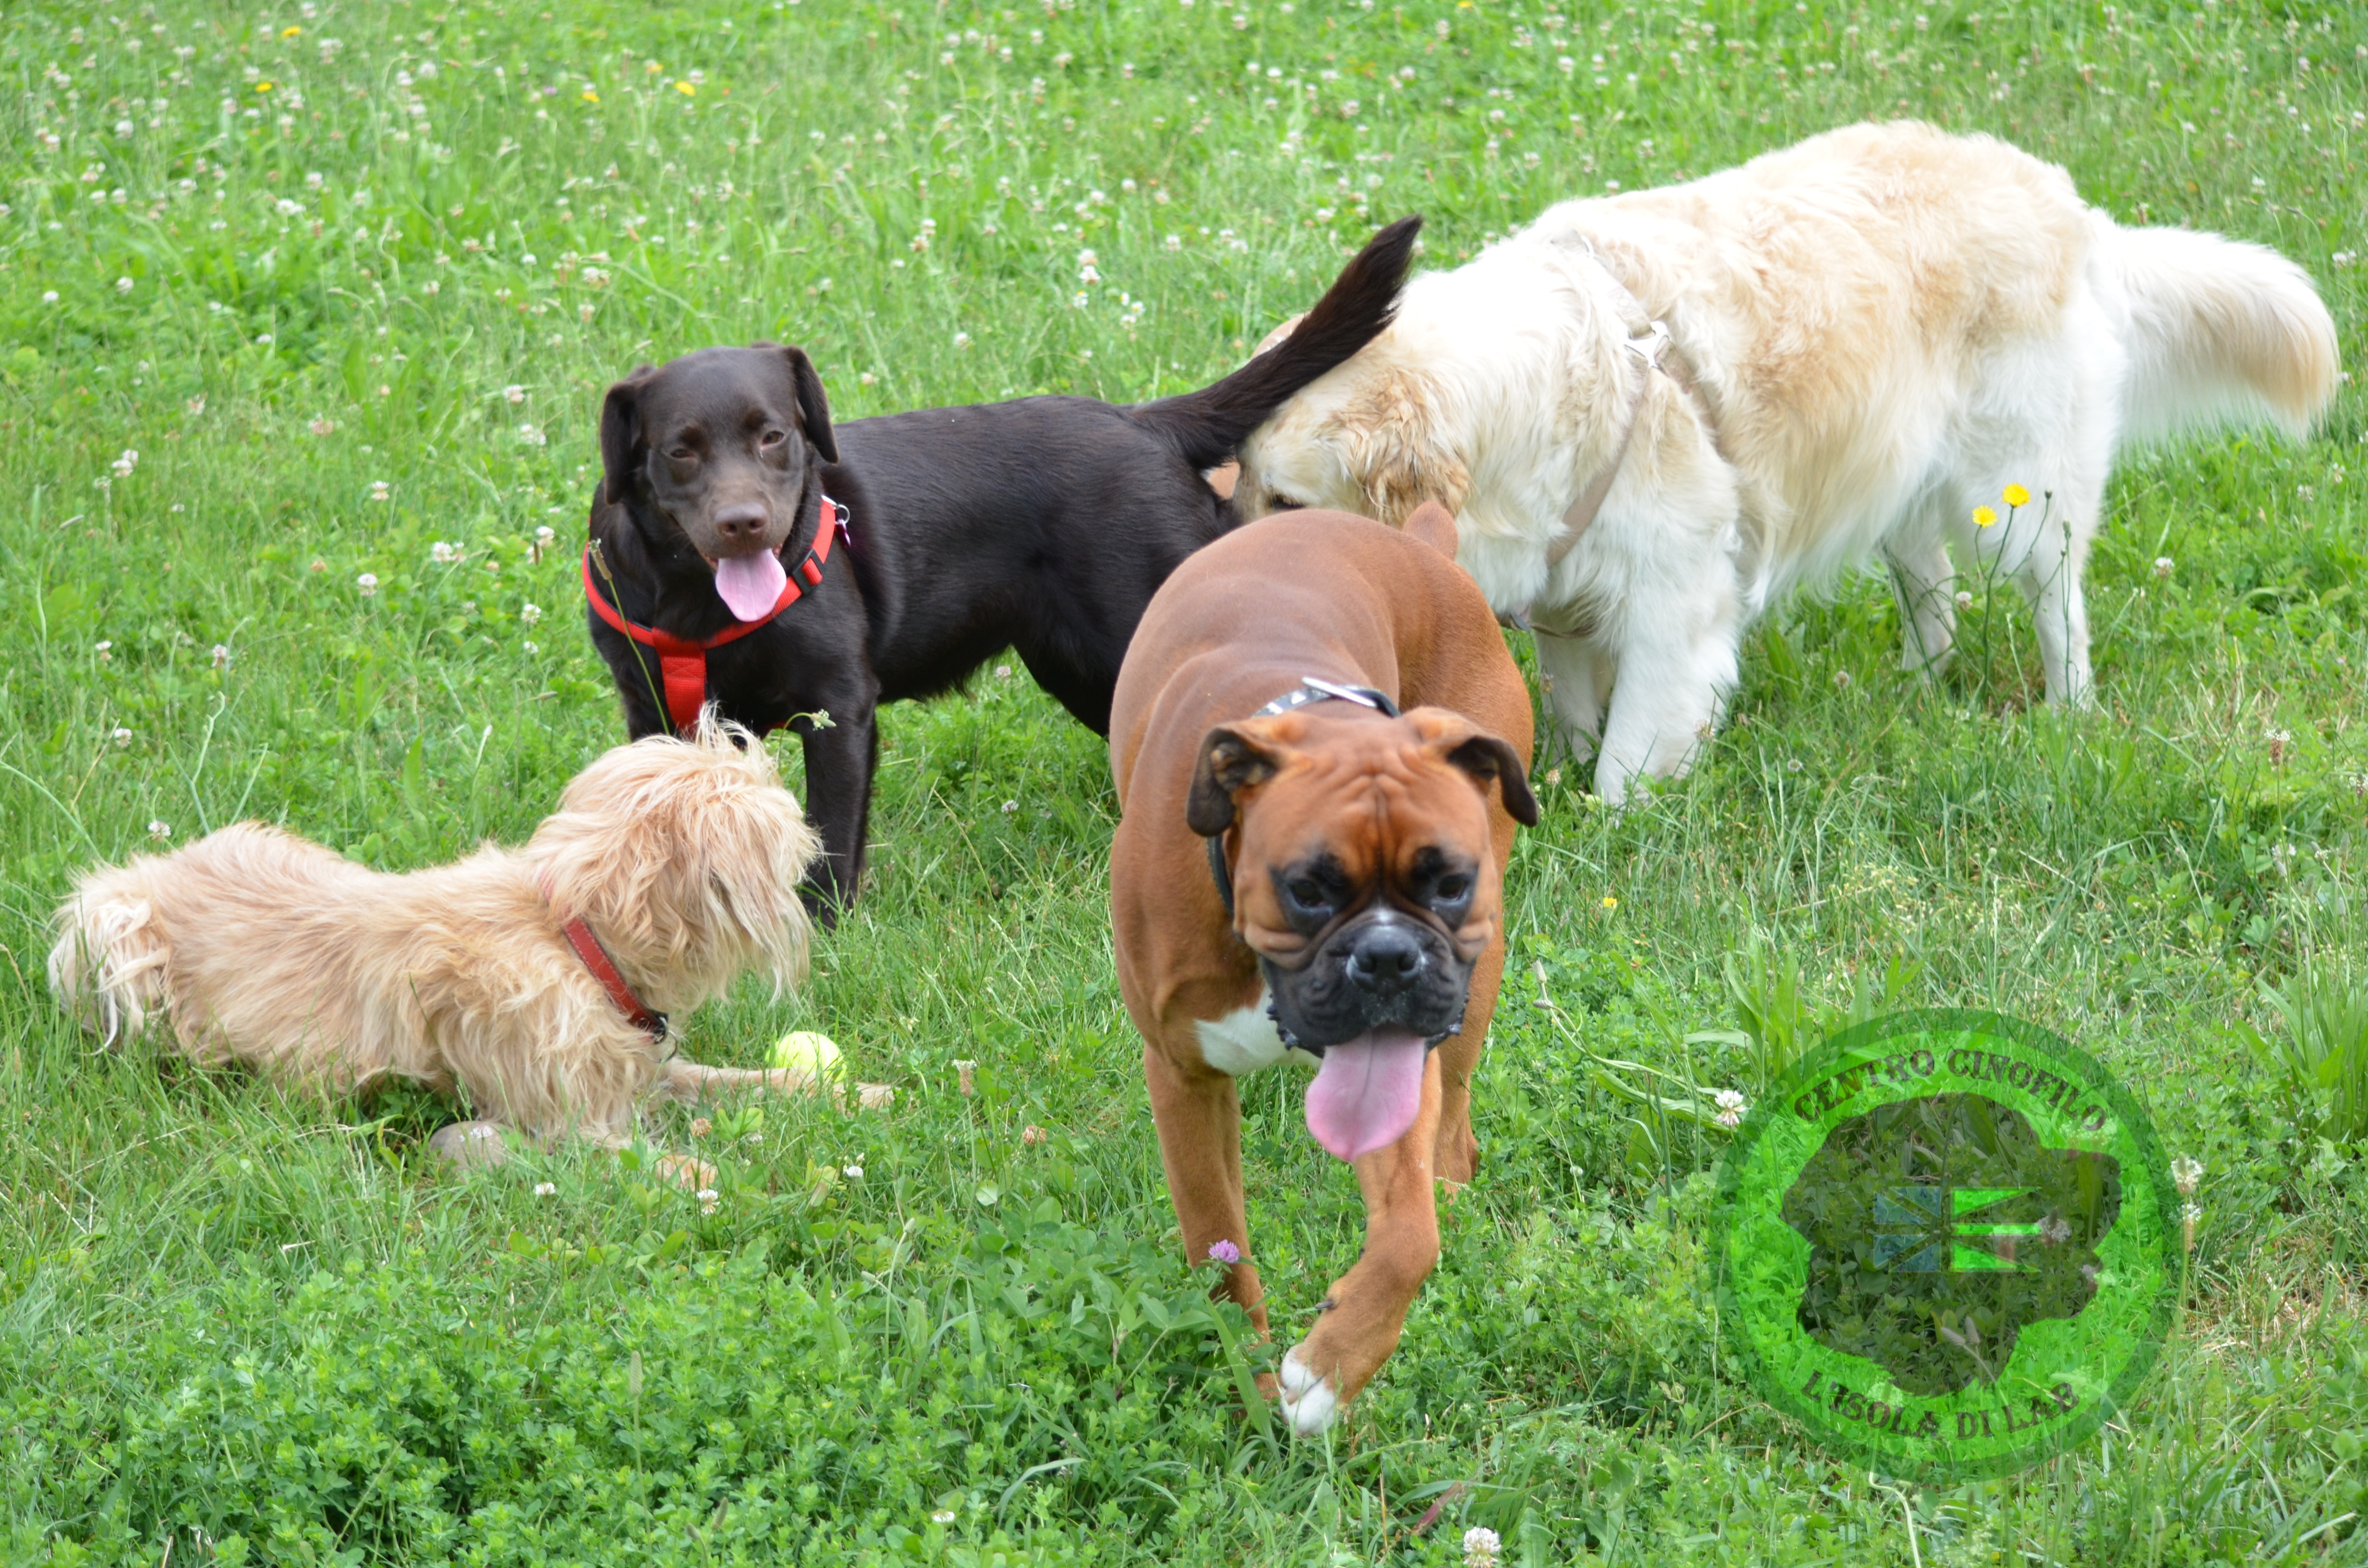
[1109,502,1538,1435]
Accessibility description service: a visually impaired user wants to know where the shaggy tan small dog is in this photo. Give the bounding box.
[48,714,826,1152]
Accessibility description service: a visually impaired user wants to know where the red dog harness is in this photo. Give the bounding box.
[582,497,849,735]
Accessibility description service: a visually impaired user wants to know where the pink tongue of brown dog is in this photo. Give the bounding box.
[713,552,788,621]
[1304,1028,1427,1161]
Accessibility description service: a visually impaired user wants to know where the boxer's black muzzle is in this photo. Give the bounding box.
[1263,906,1473,1052]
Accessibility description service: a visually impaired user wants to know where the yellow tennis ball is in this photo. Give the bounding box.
[769,1030,842,1079]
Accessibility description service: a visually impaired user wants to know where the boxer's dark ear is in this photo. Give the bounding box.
[1187,725,1282,837]
[762,343,838,464]
[599,366,657,506]
[1443,732,1540,825]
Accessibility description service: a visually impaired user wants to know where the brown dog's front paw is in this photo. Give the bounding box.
[1279,1344,1344,1436]
[429,1120,513,1171]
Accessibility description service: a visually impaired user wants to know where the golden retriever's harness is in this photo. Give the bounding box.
[583,497,850,735]
[1513,240,1719,627]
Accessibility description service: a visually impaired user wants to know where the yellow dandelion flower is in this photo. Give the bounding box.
[281,24,302,36]
[1973,505,1998,527]
[581,88,599,103]
[253,80,274,92]
[675,79,697,96]
[2002,484,2031,508]
[1601,895,1619,910]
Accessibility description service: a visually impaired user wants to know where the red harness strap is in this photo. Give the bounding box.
[558,915,669,1041]
[582,498,847,735]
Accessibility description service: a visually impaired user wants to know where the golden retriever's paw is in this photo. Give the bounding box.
[1279,1345,1343,1437]
[653,1152,719,1191]
[429,1120,513,1171]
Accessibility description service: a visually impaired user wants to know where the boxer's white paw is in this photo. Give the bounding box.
[1279,1345,1341,1436]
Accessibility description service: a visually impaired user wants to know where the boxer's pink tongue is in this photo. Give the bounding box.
[713,551,788,621]
[1304,1028,1427,1162]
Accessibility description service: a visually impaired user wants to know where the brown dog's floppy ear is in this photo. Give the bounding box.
[765,343,839,465]
[1186,724,1284,837]
[1409,708,1541,826]
[599,365,656,506]
[1402,500,1460,558]
[1445,732,1541,825]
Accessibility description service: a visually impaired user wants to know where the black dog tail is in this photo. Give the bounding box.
[1127,215,1421,473]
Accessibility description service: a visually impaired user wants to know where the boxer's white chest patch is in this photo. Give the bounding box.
[1194,993,1322,1076]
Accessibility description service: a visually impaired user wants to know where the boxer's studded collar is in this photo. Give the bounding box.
[1206,677,1404,918]
[1255,677,1400,722]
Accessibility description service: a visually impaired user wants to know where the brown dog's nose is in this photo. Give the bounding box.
[1345,921,1425,993]
[712,501,769,544]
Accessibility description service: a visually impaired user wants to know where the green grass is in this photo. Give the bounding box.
[4,0,2368,1561]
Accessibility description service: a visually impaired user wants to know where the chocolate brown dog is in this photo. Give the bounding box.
[1109,502,1537,1435]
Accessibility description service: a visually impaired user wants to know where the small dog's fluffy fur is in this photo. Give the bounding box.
[47,715,821,1147]
[1235,122,2340,801]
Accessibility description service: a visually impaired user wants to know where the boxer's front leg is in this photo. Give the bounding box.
[1143,1038,1271,1340]
[1278,1048,1445,1436]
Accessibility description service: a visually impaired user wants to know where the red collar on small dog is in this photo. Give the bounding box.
[557,913,671,1044]
[582,496,849,735]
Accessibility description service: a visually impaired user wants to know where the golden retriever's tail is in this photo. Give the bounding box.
[47,874,171,1049]
[2100,220,2340,450]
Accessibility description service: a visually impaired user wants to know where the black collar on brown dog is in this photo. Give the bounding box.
[1205,678,1403,918]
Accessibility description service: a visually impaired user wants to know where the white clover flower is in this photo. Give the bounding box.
[115,276,134,294]
[148,819,172,840]
[1714,1088,1748,1128]
[210,643,230,670]
[96,640,115,662]
[275,197,300,217]
[1071,292,1090,310]
[953,331,972,350]
[357,572,379,596]
[518,423,546,446]
[534,1181,557,1197]
[535,525,556,549]
[843,1164,863,1179]
[2171,1155,2203,1195]
[111,449,139,478]
[1163,233,1182,252]
[1954,589,1974,611]
[1001,800,1019,815]
[931,1510,956,1525]
[370,481,390,502]
[519,603,543,626]
[431,541,457,564]
[953,1059,978,1096]
[2153,557,2173,580]
[1463,1526,1502,1568]
[42,290,59,304]
[697,1188,720,1215]
[504,384,526,404]
[308,416,334,437]
[112,726,132,747]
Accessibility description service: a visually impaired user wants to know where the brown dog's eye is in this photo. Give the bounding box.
[1285,877,1329,912]
[667,445,698,463]
[760,428,787,448]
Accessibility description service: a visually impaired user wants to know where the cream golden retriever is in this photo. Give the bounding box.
[1234,122,2339,801]
[49,714,831,1153]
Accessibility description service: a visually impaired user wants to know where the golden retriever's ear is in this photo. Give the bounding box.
[1339,368,1470,525]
